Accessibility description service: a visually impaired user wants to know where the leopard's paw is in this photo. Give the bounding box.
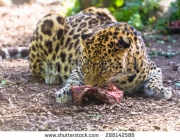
[55,87,72,103]
[145,86,172,99]
[45,74,62,84]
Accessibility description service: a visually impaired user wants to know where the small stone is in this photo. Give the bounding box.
[154,125,160,130]
[28,87,41,92]
[172,64,178,71]
[178,99,180,103]
[177,67,180,73]
[0,119,4,124]
[168,62,174,65]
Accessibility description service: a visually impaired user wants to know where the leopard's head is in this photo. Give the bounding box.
[80,23,132,87]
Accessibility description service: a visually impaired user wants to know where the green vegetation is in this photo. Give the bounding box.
[66,0,180,32]
[65,0,81,17]
[148,51,178,58]
[0,78,6,85]
[155,0,180,33]
[170,0,180,22]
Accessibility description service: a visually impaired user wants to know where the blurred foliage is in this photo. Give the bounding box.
[112,0,161,30]
[66,0,180,32]
[154,0,180,33]
[169,0,180,21]
[66,0,81,16]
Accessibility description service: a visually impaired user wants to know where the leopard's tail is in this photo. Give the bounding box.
[0,47,29,60]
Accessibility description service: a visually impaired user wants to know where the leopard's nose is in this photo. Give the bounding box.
[84,74,98,87]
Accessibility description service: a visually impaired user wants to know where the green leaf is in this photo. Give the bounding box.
[95,114,102,119]
[175,82,180,87]
[167,45,172,49]
[1,80,6,85]
[161,52,176,58]
[118,126,128,131]
[115,0,124,7]
[109,7,116,12]
[146,43,151,47]
[148,51,159,58]
[85,114,94,117]
[157,40,165,44]
[172,39,176,44]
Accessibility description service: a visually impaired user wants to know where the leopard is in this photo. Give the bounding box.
[0,7,172,104]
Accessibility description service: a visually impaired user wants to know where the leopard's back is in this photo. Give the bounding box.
[29,7,117,84]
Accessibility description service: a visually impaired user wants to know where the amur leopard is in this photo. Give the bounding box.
[0,7,172,103]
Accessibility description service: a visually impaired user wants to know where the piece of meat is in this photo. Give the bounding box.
[71,83,123,105]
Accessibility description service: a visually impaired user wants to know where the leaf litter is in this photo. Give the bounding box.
[0,2,180,131]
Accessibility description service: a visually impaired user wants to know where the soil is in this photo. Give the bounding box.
[0,2,180,131]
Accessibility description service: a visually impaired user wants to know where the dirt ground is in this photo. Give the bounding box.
[0,2,180,131]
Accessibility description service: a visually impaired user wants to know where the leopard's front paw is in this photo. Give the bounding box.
[55,87,73,103]
[145,86,172,99]
[45,74,61,84]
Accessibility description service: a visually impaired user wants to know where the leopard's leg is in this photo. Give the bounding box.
[144,67,172,99]
[55,66,84,103]
[29,13,67,84]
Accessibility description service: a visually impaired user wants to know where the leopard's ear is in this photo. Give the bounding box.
[81,28,94,40]
[114,36,131,52]
[119,36,131,49]
[80,28,94,48]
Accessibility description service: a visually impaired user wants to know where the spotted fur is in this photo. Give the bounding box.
[0,47,28,60]
[0,7,172,103]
